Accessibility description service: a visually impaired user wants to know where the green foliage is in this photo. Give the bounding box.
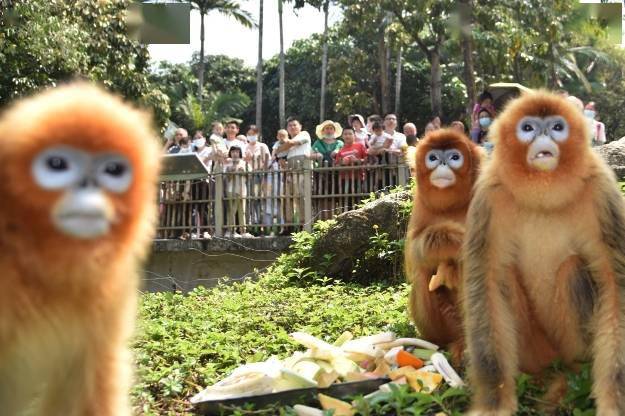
[178,91,251,131]
[0,0,170,127]
[132,278,410,414]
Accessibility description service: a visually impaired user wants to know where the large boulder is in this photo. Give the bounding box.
[595,138,625,179]
[305,190,412,282]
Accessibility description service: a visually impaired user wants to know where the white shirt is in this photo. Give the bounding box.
[287,131,311,159]
[245,142,271,169]
[387,130,407,150]
[589,119,606,146]
[369,133,392,149]
[272,141,288,158]
[354,130,369,146]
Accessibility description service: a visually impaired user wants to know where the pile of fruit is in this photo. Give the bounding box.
[190,330,463,414]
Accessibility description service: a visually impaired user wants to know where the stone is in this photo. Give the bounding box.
[595,137,625,179]
[306,190,411,281]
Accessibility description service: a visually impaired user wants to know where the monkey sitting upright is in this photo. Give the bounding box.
[0,84,159,415]
[463,91,625,415]
[404,129,482,361]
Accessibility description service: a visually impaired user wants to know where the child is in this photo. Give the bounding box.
[349,114,369,147]
[225,146,253,238]
[366,121,390,164]
[177,137,192,154]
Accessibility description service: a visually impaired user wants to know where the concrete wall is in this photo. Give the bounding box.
[143,237,292,292]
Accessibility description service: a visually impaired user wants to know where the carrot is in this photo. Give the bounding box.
[396,350,424,369]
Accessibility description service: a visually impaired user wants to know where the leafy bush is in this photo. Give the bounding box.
[132,277,411,415]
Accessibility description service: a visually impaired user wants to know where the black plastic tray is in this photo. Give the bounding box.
[193,377,390,415]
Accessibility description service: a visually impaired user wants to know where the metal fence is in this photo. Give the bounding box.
[157,156,410,239]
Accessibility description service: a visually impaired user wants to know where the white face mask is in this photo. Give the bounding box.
[193,138,206,148]
[247,135,258,143]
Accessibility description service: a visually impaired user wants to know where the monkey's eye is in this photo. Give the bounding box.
[32,146,87,190]
[445,149,464,170]
[104,162,126,177]
[47,156,68,171]
[516,117,540,143]
[425,150,441,170]
[547,116,569,142]
[95,154,133,193]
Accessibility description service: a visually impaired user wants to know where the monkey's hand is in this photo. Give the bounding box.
[419,222,465,263]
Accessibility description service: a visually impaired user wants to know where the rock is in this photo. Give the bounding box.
[305,190,411,282]
[595,138,625,179]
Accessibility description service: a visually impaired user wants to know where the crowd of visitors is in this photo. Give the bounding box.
[162,89,608,238]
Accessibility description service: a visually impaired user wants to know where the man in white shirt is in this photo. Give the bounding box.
[383,113,406,162]
[275,117,311,232]
[224,120,247,155]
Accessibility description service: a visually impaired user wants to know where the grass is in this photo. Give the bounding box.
[132,184,622,415]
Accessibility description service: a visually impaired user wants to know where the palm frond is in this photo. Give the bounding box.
[211,91,251,121]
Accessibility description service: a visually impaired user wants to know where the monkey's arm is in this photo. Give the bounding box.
[463,186,519,415]
[590,178,625,415]
[411,221,465,265]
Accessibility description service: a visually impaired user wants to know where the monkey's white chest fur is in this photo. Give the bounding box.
[506,204,601,357]
[0,314,86,416]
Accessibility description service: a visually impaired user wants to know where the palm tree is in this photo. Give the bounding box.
[278,0,286,128]
[178,92,251,131]
[186,0,254,103]
[255,0,264,136]
[319,0,329,122]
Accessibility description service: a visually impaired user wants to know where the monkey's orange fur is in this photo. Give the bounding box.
[404,129,482,361]
[0,84,160,415]
[463,91,625,415]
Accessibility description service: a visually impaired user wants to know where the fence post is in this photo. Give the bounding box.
[303,158,313,232]
[397,156,407,187]
[214,164,224,237]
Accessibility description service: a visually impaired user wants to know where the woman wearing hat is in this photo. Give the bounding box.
[348,114,369,147]
[312,120,344,166]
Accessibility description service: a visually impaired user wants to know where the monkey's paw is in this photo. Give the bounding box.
[422,223,465,260]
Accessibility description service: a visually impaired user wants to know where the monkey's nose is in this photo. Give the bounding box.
[78,177,98,189]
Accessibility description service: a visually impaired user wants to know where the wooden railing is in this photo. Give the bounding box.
[157,157,409,239]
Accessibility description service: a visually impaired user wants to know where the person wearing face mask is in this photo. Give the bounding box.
[312,120,344,166]
[244,125,271,233]
[584,102,606,147]
[476,108,494,153]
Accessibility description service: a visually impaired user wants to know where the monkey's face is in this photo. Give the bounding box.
[493,91,589,177]
[416,130,480,211]
[31,146,133,239]
[0,84,159,249]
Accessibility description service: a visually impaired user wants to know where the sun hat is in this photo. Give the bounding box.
[315,120,343,140]
[348,114,365,128]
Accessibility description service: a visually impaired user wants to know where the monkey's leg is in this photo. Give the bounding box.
[80,344,132,416]
[589,262,625,416]
[464,265,519,416]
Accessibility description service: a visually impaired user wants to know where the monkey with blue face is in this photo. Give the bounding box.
[463,91,625,415]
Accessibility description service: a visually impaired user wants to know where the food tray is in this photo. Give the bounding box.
[193,377,390,415]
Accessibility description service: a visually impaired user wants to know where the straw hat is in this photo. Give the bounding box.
[315,120,343,139]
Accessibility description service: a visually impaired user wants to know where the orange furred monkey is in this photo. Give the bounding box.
[463,91,625,415]
[405,129,482,360]
[0,84,160,415]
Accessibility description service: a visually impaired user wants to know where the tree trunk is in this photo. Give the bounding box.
[198,10,205,105]
[378,30,389,115]
[430,46,442,117]
[394,46,402,116]
[458,0,476,118]
[255,0,264,137]
[319,0,329,122]
[278,0,285,128]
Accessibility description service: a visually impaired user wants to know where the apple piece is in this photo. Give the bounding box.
[406,371,443,393]
[343,372,370,382]
[317,370,339,388]
[292,361,322,381]
[318,393,355,416]
[330,356,361,378]
[278,369,318,389]
[293,404,324,416]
